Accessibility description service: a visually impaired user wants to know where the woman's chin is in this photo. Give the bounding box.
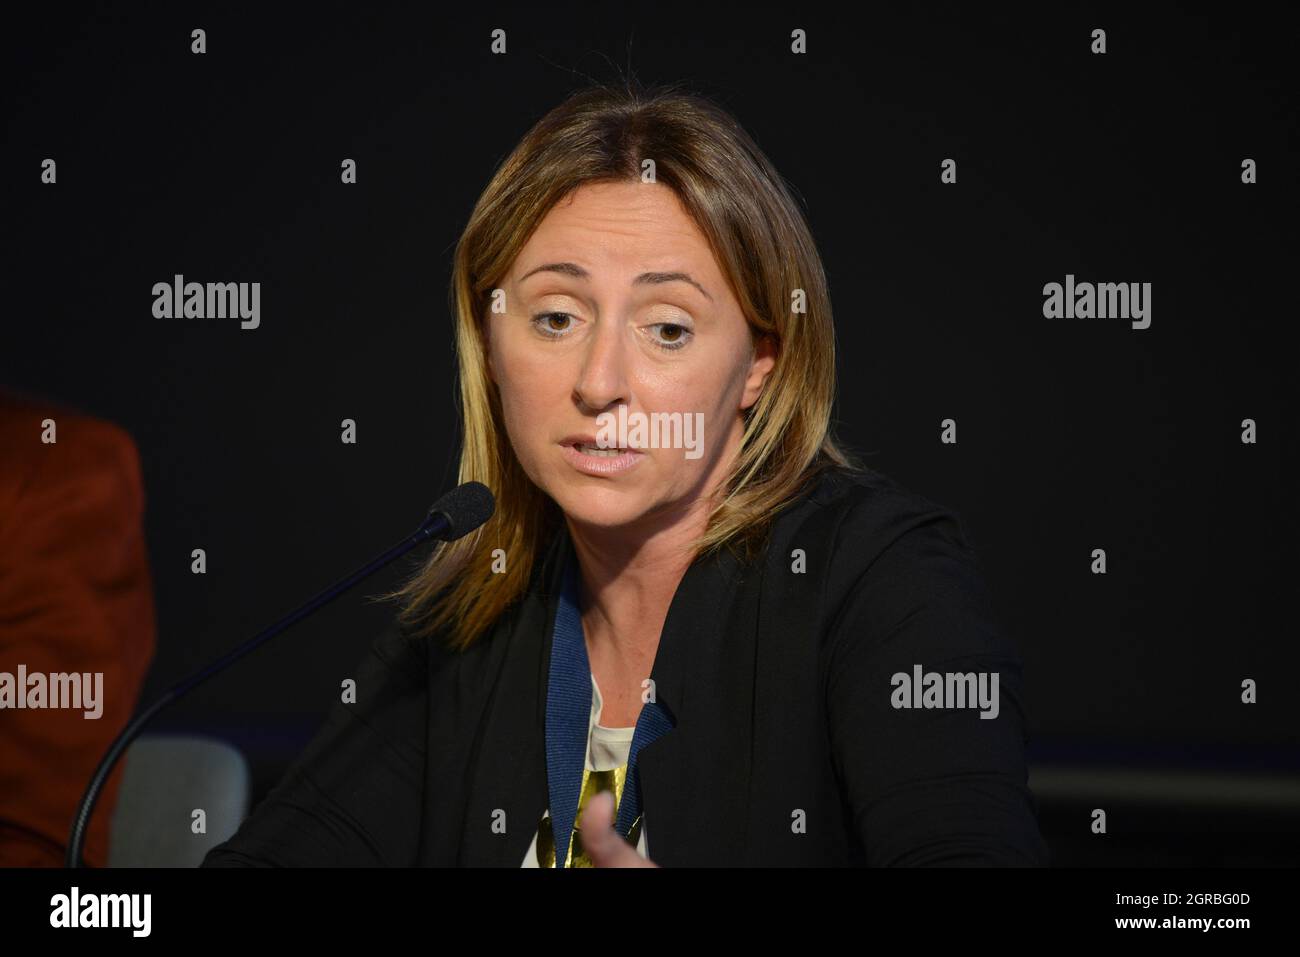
[553,488,654,532]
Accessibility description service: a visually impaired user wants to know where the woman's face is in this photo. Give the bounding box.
[486,180,775,533]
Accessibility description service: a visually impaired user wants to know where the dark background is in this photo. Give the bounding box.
[2,4,1296,866]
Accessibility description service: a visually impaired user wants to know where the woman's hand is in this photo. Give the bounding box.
[579,791,659,867]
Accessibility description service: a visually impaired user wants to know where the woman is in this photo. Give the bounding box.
[202,79,1048,868]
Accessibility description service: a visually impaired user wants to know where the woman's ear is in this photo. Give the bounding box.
[739,333,777,411]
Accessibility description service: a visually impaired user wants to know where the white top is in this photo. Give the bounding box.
[521,672,650,866]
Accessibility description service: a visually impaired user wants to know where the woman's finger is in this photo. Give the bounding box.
[579,791,657,867]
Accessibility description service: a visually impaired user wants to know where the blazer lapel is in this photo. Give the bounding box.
[456,524,568,866]
[634,543,759,867]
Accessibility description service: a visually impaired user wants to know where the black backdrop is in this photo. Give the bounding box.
[2,4,1296,866]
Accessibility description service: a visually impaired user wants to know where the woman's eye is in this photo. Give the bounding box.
[530,312,575,338]
[649,322,692,351]
[529,313,691,350]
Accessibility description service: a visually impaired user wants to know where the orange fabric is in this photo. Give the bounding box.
[0,391,156,867]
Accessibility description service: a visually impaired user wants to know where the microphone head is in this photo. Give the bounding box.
[427,481,495,541]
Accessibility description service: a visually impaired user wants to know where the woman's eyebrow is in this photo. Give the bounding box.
[519,261,713,302]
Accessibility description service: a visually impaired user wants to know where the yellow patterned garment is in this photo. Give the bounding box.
[535,765,644,867]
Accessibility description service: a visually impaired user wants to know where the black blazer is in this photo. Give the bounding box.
[202,465,1049,867]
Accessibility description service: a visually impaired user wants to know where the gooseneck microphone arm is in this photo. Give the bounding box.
[65,481,495,868]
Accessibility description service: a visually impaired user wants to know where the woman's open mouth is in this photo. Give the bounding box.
[559,440,646,476]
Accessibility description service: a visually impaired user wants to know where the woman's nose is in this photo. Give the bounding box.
[572,321,630,412]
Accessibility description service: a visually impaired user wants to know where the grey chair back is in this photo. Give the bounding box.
[107,734,250,867]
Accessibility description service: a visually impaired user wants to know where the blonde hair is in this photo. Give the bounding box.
[384,78,863,652]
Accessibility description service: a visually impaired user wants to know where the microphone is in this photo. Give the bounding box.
[64,481,495,868]
[425,480,494,542]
